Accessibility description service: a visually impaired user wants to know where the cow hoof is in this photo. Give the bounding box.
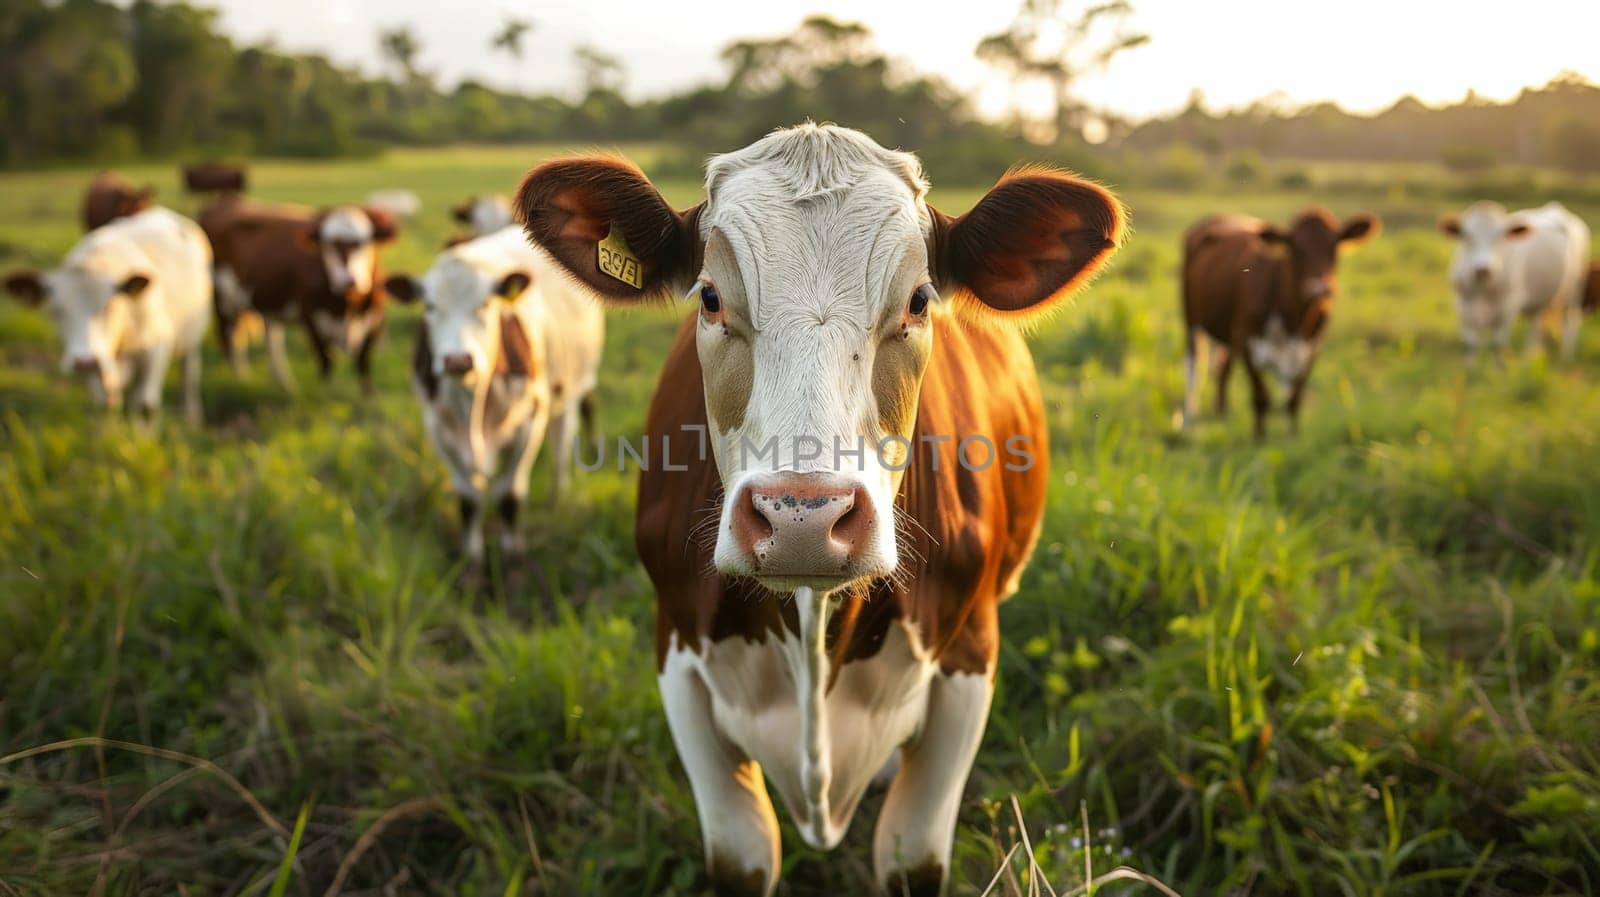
[883,861,944,897]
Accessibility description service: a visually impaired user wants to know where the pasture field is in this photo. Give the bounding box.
[1,145,1599,896]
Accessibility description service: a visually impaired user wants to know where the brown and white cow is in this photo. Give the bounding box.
[1181,208,1379,437]
[198,196,398,392]
[387,226,604,562]
[182,163,247,195]
[82,171,154,232]
[451,194,514,238]
[516,124,1123,896]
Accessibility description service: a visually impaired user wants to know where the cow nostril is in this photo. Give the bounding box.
[828,488,871,550]
[73,357,100,374]
[734,489,775,553]
[443,354,473,375]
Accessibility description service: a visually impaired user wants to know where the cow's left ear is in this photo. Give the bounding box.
[385,275,423,304]
[1340,213,1381,245]
[118,274,152,299]
[4,269,46,306]
[929,166,1124,319]
[366,209,399,244]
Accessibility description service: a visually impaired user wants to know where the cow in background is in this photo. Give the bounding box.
[182,163,247,195]
[1585,261,1600,313]
[1441,201,1592,361]
[449,195,514,244]
[386,226,603,562]
[1182,208,1380,437]
[516,124,1123,897]
[81,172,155,232]
[198,196,399,393]
[4,208,212,424]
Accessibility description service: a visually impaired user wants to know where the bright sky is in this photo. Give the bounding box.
[214,0,1600,120]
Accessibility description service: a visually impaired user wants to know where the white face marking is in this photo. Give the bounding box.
[1449,202,1517,298]
[318,207,377,297]
[417,251,531,381]
[469,196,514,236]
[1247,315,1313,385]
[41,267,138,390]
[696,128,936,590]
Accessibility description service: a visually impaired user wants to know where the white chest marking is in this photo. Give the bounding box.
[1248,315,1312,385]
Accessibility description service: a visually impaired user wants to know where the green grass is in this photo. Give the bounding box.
[1,145,1598,896]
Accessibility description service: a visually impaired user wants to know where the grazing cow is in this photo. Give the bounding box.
[198,196,398,392]
[386,226,604,561]
[366,189,422,220]
[4,208,211,424]
[1441,201,1592,361]
[452,194,515,238]
[82,171,154,232]
[182,163,247,195]
[1181,208,1379,436]
[516,124,1123,896]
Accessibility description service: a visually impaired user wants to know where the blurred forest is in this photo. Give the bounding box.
[2,0,1599,183]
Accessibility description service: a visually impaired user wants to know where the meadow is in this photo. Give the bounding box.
[1,145,1598,896]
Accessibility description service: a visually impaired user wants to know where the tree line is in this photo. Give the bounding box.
[2,0,1596,179]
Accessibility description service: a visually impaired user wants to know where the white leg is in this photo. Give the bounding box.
[873,668,995,897]
[660,650,781,897]
[266,321,297,392]
[1181,328,1200,428]
[545,406,577,504]
[1561,301,1582,361]
[1525,315,1545,360]
[135,344,173,422]
[183,349,203,427]
[491,423,543,556]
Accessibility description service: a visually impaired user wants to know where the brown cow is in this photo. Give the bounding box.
[198,195,397,392]
[516,124,1123,896]
[182,163,248,195]
[1585,261,1600,313]
[1181,207,1379,437]
[81,172,154,231]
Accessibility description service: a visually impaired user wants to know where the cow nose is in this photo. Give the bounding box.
[72,356,100,374]
[441,353,474,376]
[1472,266,1491,285]
[730,474,873,579]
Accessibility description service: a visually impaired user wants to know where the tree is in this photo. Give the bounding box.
[378,26,421,83]
[977,0,1149,144]
[490,15,533,85]
[573,44,625,98]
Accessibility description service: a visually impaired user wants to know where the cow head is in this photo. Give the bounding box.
[387,258,537,385]
[1440,201,1532,305]
[452,195,514,237]
[303,206,398,351]
[517,124,1123,593]
[4,265,154,405]
[1260,207,1379,305]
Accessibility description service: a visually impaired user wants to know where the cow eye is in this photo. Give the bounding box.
[908,283,935,316]
[700,283,721,315]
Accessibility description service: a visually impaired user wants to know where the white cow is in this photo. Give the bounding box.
[1442,201,1592,361]
[451,195,515,238]
[387,226,605,561]
[4,207,212,423]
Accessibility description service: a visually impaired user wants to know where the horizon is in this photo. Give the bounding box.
[209,0,1600,121]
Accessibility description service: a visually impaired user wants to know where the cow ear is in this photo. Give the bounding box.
[385,275,423,304]
[366,209,399,243]
[1258,224,1288,244]
[1340,213,1380,245]
[298,216,325,251]
[929,166,1124,319]
[495,271,532,301]
[4,269,46,306]
[451,201,473,225]
[1506,222,1533,240]
[118,274,152,299]
[1439,216,1462,238]
[516,156,702,301]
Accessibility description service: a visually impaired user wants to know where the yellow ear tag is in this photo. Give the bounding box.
[597,225,644,290]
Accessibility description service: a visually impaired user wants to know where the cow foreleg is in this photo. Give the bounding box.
[134,343,174,424]
[355,325,381,396]
[544,404,579,505]
[1243,357,1271,440]
[660,650,781,897]
[1286,370,1311,435]
[1181,328,1200,427]
[304,320,334,381]
[1214,344,1234,417]
[491,423,542,556]
[265,321,298,392]
[874,667,994,897]
[1560,301,1582,361]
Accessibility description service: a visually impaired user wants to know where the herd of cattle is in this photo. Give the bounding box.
[4,125,1599,896]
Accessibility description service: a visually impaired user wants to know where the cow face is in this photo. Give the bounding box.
[388,264,534,383]
[517,125,1123,593]
[1441,202,1531,317]
[453,196,514,236]
[5,266,152,403]
[309,206,397,299]
[1261,208,1379,306]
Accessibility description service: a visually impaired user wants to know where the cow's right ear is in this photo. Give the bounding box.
[4,269,46,306]
[1259,224,1288,244]
[385,275,423,304]
[515,157,702,301]
[451,202,473,225]
[1439,216,1462,238]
